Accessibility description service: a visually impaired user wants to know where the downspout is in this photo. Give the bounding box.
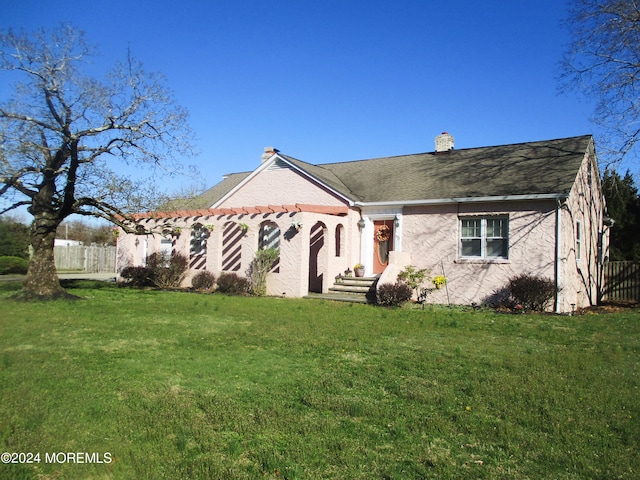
[555,195,568,313]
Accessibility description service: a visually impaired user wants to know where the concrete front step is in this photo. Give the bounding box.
[334,276,376,286]
[305,275,379,304]
[330,284,372,294]
[304,292,369,304]
[339,276,377,283]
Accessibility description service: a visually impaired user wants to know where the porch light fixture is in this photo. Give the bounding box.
[394,215,400,228]
[357,218,366,230]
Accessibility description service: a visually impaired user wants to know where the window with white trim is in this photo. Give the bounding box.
[160,238,173,256]
[460,216,509,259]
[576,220,582,262]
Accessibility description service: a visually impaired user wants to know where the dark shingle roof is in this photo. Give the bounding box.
[313,135,592,202]
[198,135,593,207]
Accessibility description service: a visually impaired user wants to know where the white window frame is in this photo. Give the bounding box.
[160,237,173,256]
[459,216,509,260]
[576,220,582,262]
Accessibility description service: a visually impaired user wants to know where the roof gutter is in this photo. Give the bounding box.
[355,193,568,208]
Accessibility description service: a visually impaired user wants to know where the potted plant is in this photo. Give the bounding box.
[354,263,365,277]
[432,275,447,289]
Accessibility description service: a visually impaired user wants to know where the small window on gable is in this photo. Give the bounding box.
[460,216,509,259]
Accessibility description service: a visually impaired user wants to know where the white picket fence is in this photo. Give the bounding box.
[54,245,116,273]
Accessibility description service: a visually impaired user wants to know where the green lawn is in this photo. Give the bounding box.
[0,281,638,479]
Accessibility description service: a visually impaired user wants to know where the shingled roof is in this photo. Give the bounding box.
[198,135,593,208]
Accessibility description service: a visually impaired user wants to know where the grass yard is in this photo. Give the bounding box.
[0,281,638,479]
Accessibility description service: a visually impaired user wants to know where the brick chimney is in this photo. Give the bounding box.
[435,132,454,153]
[261,146,279,162]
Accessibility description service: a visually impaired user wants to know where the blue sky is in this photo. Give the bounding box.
[2,0,620,202]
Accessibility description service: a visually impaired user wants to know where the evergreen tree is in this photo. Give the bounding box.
[602,170,640,260]
[0,216,30,258]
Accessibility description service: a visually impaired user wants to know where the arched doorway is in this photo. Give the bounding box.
[308,221,327,293]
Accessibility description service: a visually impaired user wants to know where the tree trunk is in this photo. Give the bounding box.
[22,217,73,300]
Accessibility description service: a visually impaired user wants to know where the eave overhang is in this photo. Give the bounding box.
[355,193,569,208]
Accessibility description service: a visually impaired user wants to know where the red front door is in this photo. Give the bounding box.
[373,220,393,274]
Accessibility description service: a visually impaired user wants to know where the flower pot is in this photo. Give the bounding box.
[355,268,365,277]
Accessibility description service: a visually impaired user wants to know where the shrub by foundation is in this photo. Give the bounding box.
[120,266,152,287]
[121,252,189,289]
[247,248,279,296]
[145,252,188,288]
[508,273,558,311]
[216,272,250,295]
[377,282,413,307]
[191,270,216,292]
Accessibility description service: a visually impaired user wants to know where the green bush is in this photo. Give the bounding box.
[191,270,216,292]
[145,252,188,288]
[377,281,413,307]
[0,218,30,258]
[0,256,29,274]
[120,252,189,289]
[508,273,558,311]
[120,266,153,287]
[216,272,250,295]
[247,248,279,296]
[397,265,429,298]
[482,286,515,310]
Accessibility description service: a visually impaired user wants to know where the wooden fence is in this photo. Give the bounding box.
[602,261,640,302]
[54,245,116,273]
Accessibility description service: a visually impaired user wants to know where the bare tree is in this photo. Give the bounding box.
[0,25,194,298]
[560,0,640,166]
